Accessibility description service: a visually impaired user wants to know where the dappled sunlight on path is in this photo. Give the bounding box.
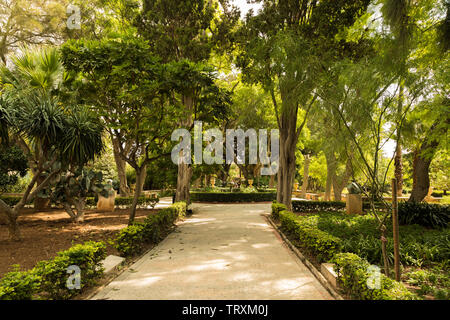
[92,203,332,300]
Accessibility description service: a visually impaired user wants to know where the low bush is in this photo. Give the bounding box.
[34,241,107,299]
[299,211,450,267]
[292,200,345,213]
[271,201,288,221]
[0,241,107,300]
[278,209,341,262]
[190,192,276,203]
[114,202,186,257]
[0,267,41,300]
[398,202,449,229]
[331,253,418,300]
[0,195,23,206]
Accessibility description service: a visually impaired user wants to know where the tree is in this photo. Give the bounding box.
[0,45,66,210]
[0,94,104,239]
[236,0,371,210]
[405,97,449,202]
[135,0,239,203]
[61,37,189,223]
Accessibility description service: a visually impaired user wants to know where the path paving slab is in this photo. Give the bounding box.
[92,203,333,300]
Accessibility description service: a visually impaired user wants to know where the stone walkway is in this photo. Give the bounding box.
[92,203,333,300]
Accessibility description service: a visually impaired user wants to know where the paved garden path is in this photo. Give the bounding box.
[92,203,333,300]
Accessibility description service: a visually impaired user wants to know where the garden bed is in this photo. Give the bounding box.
[271,202,450,300]
[0,207,160,278]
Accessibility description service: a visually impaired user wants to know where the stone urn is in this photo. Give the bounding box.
[294,182,299,191]
[211,177,216,188]
[346,182,362,215]
[248,179,254,187]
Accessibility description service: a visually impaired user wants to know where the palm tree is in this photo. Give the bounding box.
[0,47,105,240]
[0,46,64,210]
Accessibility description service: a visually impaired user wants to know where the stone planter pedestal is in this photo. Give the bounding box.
[346,194,362,215]
[97,190,117,212]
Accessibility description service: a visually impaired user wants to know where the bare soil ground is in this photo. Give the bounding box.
[0,208,159,278]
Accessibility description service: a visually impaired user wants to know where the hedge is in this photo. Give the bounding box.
[0,195,23,206]
[0,241,107,300]
[0,195,159,209]
[292,200,346,213]
[331,253,418,300]
[190,192,276,202]
[398,202,449,229]
[292,200,387,213]
[278,209,341,262]
[114,202,186,257]
[271,201,287,221]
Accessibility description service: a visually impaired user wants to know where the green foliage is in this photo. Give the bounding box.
[114,196,159,208]
[292,200,346,213]
[114,202,186,256]
[34,241,106,300]
[49,168,112,208]
[331,253,418,300]
[114,223,146,257]
[0,267,41,300]
[0,195,27,206]
[190,191,276,203]
[405,267,450,299]
[271,201,288,221]
[0,146,28,192]
[398,202,449,229]
[294,210,450,268]
[278,210,341,263]
[0,241,106,300]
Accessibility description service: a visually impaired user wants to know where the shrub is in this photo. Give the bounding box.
[292,200,346,213]
[398,202,449,229]
[114,223,146,257]
[0,267,41,300]
[114,202,186,257]
[0,195,23,206]
[190,191,276,202]
[331,253,418,300]
[115,196,159,208]
[34,241,107,300]
[279,210,341,262]
[271,201,288,221]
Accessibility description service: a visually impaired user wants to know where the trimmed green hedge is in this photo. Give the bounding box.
[292,200,346,213]
[398,202,449,229]
[271,201,288,221]
[114,202,186,257]
[190,191,276,202]
[0,241,107,300]
[332,253,418,300]
[0,195,23,206]
[292,199,387,213]
[278,209,341,263]
[0,195,159,209]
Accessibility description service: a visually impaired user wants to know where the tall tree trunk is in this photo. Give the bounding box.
[409,121,442,203]
[176,163,192,203]
[7,213,21,241]
[394,143,403,197]
[324,151,336,201]
[277,115,298,211]
[128,165,147,225]
[394,84,404,197]
[332,157,353,201]
[175,95,194,203]
[111,136,131,197]
[33,176,50,211]
[269,174,276,188]
[300,154,310,198]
